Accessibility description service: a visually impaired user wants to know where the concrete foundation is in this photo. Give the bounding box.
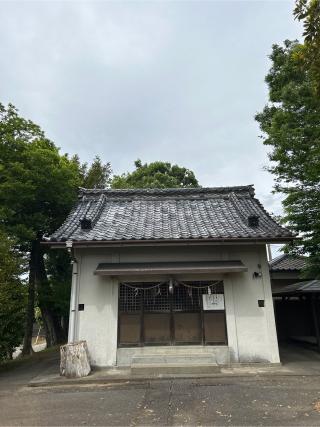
[130,350,220,376]
[117,345,230,366]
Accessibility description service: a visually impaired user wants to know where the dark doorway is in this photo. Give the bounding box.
[274,295,320,351]
[118,281,227,347]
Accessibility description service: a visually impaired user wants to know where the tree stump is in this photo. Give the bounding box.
[60,341,91,378]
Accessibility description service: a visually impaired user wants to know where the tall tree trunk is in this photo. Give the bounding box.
[37,245,65,346]
[22,238,65,353]
[21,240,37,356]
[53,314,66,343]
[62,316,69,342]
[40,310,54,348]
[40,307,56,347]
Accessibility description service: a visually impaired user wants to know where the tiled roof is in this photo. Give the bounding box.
[273,280,320,295]
[47,185,294,243]
[269,254,307,272]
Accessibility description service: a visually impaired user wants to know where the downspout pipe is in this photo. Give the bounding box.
[267,244,272,262]
[66,240,78,343]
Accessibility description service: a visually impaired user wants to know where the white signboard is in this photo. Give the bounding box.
[202,294,225,311]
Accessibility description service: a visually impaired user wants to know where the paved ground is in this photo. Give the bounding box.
[1,344,320,426]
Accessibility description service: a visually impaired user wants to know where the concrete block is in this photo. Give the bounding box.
[131,362,220,376]
[132,353,216,365]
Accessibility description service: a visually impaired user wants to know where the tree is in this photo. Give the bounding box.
[111,160,199,189]
[0,229,26,361]
[80,155,112,189]
[255,40,320,277]
[44,155,112,342]
[45,251,72,341]
[294,0,320,93]
[0,103,81,354]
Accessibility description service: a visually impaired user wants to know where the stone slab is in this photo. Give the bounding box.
[132,353,216,365]
[131,362,220,376]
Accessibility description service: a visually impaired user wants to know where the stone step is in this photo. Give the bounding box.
[132,353,216,365]
[127,345,223,354]
[131,362,220,376]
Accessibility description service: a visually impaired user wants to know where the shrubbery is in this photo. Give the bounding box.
[0,230,26,361]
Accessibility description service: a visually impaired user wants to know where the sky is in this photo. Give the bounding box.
[0,0,302,254]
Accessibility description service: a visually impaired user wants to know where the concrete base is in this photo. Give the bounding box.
[28,343,320,388]
[132,353,217,364]
[130,352,220,376]
[117,345,230,366]
[131,362,220,377]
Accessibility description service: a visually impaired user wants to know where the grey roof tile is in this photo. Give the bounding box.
[269,254,307,272]
[48,185,295,243]
[273,280,320,295]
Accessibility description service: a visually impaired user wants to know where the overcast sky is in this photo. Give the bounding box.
[1,1,302,243]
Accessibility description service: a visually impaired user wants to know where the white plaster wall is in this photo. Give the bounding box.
[75,250,118,366]
[74,244,279,366]
[223,246,280,363]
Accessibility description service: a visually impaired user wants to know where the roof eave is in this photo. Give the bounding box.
[41,236,296,248]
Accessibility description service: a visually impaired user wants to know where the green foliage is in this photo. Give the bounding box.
[111,160,199,189]
[0,230,26,361]
[294,0,320,93]
[0,103,83,349]
[255,41,320,277]
[295,0,320,42]
[82,156,112,189]
[0,103,81,247]
[0,102,113,349]
[43,155,112,336]
[45,251,72,323]
[73,155,112,189]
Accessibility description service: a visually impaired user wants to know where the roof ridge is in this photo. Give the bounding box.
[228,192,256,223]
[252,196,294,236]
[81,194,106,226]
[78,185,256,199]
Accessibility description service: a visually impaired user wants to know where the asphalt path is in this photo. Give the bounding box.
[1,349,320,426]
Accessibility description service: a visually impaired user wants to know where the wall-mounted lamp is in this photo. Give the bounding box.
[253,271,262,279]
[65,240,73,254]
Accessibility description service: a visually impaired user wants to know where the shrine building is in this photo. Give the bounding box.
[45,186,294,372]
